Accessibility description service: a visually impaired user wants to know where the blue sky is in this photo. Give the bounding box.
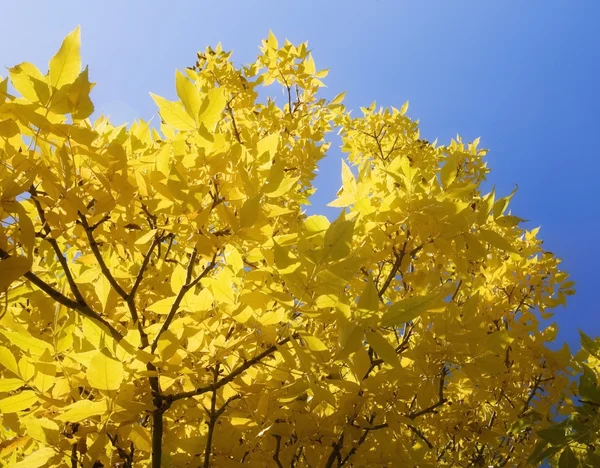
[1,0,598,349]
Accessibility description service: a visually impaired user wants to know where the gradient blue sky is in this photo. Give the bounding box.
[1,1,598,349]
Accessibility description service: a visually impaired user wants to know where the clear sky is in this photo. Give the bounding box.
[1,0,598,349]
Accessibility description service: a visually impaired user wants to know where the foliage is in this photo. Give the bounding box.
[527,332,600,467]
[0,28,584,467]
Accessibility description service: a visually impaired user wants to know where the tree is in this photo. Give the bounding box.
[0,27,582,467]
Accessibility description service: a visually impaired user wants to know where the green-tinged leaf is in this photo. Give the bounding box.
[580,330,600,359]
[537,425,567,445]
[0,390,38,413]
[86,349,124,391]
[558,447,578,468]
[580,364,600,404]
[527,440,549,464]
[366,330,401,369]
[49,26,81,89]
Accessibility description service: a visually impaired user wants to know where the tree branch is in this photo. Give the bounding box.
[0,247,123,341]
[130,236,160,299]
[168,335,295,403]
[408,365,448,420]
[29,186,88,307]
[151,250,218,352]
[272,435,284,468]
[78,213,129,301]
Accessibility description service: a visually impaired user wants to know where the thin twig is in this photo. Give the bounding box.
[168,335,295,402]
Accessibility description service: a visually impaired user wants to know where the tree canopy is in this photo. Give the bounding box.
[0,28,596,467]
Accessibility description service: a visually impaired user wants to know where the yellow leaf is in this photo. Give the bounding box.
[265,174,299,198]
[316,294,338,309]
[170,263,187,294]
[86,349,124,391]
[493,185,518,219]
[135,229,158,245]
[0,255,31,290]
[440,154,458,188]
[205,270,236,305]
[366,331,401,369]
[225,244,244,274]
[0,329,52,358]
[0,378,24,392]
[147,296,176,314]
[49,26,81,89]
[8,62,49,104]
[0,345,20,376]
[256,132,279,159]
[480,228,519,254]
[68,66,95,119]
[299,333,328,353]
[23,417,59,446]
[128,424,152,452]
[357,277,378,313]
[32,356,56,393]
[0,390,38,413]
[198,87,226,130]
[175,69,201,122]
[331,91,346,105]
[12,447,56,468]
[380,287,451,327]
[323,215,354,261]
[150,93,196,131]
[55,399,108,422]
[240,196,261,228]
[18,357,35,381]
[305,215,330,233]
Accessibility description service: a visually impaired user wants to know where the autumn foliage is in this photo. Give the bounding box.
[0,28,597,467]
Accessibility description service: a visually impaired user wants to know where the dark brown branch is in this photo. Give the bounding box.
[107,433,134,468]
[0,248,123,341]
[130,236,160,299]
[168,335,294,403]
[202,366,241,468]
[272,435,284,468]
[79,213,129,301]
[89,213,111,231]
[151,250,217,352]
[29,186,88,307]
[451,280,463,302]
[203,364,220,468]
[337,414,377,466]
[70,443,78,468]
[408,424,433,449]
[408,365,448,420]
